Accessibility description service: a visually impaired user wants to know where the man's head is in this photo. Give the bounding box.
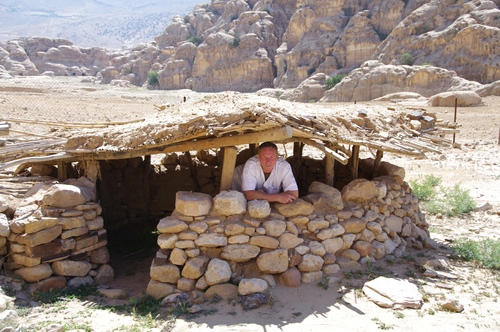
[257,142,279,173]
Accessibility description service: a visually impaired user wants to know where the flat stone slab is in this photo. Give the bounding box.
[362,276,423,309]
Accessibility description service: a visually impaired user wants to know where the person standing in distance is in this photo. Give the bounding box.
[232,142,298,204]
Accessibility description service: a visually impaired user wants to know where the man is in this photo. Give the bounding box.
[232,142,298,204]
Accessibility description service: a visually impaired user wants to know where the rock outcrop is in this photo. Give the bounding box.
[0,0,498,96]
[321,60,485,102]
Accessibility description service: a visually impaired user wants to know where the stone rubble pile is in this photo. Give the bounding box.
[147,171,432,301]
[2,178,113,292]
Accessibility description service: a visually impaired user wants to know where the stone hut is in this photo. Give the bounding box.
[0,92,459,296]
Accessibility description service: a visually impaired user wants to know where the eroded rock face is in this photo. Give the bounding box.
[322,61,485,102]
[2,0,498,97]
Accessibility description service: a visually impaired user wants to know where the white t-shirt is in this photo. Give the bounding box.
[231,155,298,194]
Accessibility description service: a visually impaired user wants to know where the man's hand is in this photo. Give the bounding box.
[274,192,297,204]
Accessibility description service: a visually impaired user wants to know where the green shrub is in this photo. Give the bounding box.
[147,71,159,86]
[229,37,240,48]
[187,36,203,46]
[410,175,441,201]
[422,62,433,66]
[324,74,345,90]
[401,52,414,65]
[452,238,500,269]
[425,183,476,216]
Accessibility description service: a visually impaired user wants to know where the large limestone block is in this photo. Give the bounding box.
[0,213,9,237]
[150,263,181,283]
[157,216,188,234]
[94,264,115,285]
[0,196,8,213]
[362,277,422,309]
[298,254,324,272]
[301,271,323,284]
[61,227,88,239]
[239,278,268,296]
[317,223,345,240]
[42,184,88,207]
[30,276,67,293]
[52,260,92,277]
[322,237,344,254]
[12,253,41,267]
[307,218,329,232]
[379,162,405,180]
[57,216,87,230]
[385,215,404,233]
[87,216,104,230]
[205,284,239,301]
[256,249,288,274]
[157,234,178,249]
[16,263,53,282]
[213,190,246,216]
[90,247,110,264]
[16,225,62,247]
[205,258,231,286]
[306,181,344,211]
[249,235,279,249]
[182,256,210,279]
[274,199,314,218]
[170,248,188,265]
[146,280,176,300]
[195,233,227,247]
[278,267,301,287]
[263,219,286,237]
[340,218,368,233]
[24,217,59,234]
[341,179,377,202]
[175,191,212,217]
[247,200,271,219]
[428,91,482,107]
[221,244,260,262]
[279,233,304,249]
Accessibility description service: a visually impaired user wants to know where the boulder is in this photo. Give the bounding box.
[175,191,212,217]
[42,184,88,207]
[341,179,377,202]
[238,278,268,295]
[362,276,423,309]
[205,258,231,285]
[247,200,271,219]
[213,190,246,216]
[428,91,482,107]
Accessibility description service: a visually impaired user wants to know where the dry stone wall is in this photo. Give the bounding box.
[146,172,431,300]
[2,178,113,292]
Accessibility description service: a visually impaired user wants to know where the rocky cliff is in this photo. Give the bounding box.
[0,0,499,100]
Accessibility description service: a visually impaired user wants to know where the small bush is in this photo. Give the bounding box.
[130,294,161,316]
[425,183,476,216]
[187,36,203,46]
[401,52,414,65]
[324,74,345,90]
[229,37,240,48]
[422,62,433,66]
[410,175,441,201]
[147,71,159,86]
[452,238,500,269]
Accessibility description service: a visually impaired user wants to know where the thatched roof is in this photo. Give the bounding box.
[0,92,459,171]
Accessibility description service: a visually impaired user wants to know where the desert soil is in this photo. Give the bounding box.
[1,76,499,332]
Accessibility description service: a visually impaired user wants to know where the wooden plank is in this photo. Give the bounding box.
[185,151,200,192]
[0,117,145,128]
[0,153,75,172]
[220,146,238,191]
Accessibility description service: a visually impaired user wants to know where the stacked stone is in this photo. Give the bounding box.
[0,196,10,257]
[4,180,113,292]
[147,171,430,300]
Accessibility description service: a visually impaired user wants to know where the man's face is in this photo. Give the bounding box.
[258,147,278,173]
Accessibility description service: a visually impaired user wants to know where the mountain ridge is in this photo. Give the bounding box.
[0,0,204,49]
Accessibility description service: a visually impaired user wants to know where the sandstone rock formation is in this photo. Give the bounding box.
[0,0,498,98]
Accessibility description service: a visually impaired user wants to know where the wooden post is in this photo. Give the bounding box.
[372,150,384,179]
[293,142,304,191]
[249,143,256,156]
[57,161,67,182]
[184,151,200,192]
[220,146,238,191]
[453,98,458,144]
[325,143,335,186]
[350,145,360,180]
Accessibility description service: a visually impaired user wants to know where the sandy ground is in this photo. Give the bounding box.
[1,76,500,331]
